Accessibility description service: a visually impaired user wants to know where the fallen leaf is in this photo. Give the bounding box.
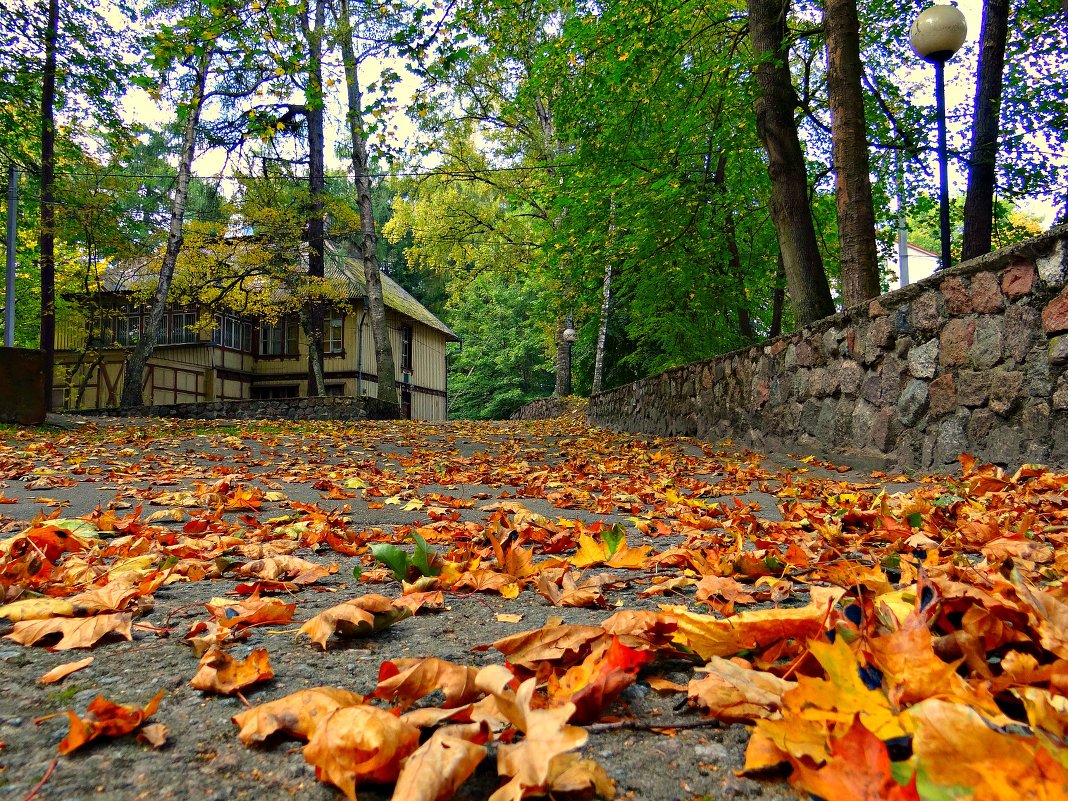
[303,705,421,800]
[374,658,482,711]
[233,687,363,744]
[137,722,169,748]
[392,722,490,801]
[191,647,274,694]
[37,656,94,684]
[688,656,795,723]
[7,612,133,650]
[58,689,165,754]
[299,594,412,649]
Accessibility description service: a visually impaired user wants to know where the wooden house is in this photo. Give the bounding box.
[54,246,458,420]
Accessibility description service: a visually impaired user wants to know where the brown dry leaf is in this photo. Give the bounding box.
[299,593,412,649]
[545,753,616,800]
[374,658,482,711]
[694,575,756,616]
[58,688,165,754]
[487,623,605,671]
[233,687,363,744]
[497,613,523,623]
[234,555,338,585]
[450,567,521,598]
[37,656,94,684]
[137,722,169,749]
[190,647,274,694]
[636,575,696,598]
[205,595,296,631]
[392,722,490,801]
[664,588,844,661]
[7,612,133,650]
[536,568,607,608]
[488,677,589,801]
[303,705,421,800]
[687,656,795,722]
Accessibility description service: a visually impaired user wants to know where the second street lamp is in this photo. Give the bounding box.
[909,4,967,271]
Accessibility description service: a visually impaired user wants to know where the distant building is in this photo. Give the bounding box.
[54,245,458,420]
[884,242,940,291]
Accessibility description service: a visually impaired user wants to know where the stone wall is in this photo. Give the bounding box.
[588,224,1068,470]
[72,395,400,422]
[510,396,588,421]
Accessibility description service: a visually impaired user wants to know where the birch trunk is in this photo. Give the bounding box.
[592,262,612,395]
[120,45,214,409]
[337,0,398,406]
[302,0,327,396]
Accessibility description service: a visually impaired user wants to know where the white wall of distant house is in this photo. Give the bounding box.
[885,243,941,292]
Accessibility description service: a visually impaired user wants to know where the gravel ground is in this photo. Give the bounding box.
[0,416,928,801]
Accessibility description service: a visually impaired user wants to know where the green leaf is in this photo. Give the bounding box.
[370,543,410,582]
[907,512,923,528]
[603,524,626,556]
[409,532,441,577]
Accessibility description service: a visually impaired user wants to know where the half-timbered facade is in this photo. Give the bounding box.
[54,248,458,420]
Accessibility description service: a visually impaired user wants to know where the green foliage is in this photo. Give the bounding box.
[446,271,555,420]
[907,195,1045,264]
[370,532,441,582]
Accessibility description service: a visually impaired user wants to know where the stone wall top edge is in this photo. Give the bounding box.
[590,226,1068,403]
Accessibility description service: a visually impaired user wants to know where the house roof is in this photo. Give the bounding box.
[95,241,459,342]
[327,248,459,342]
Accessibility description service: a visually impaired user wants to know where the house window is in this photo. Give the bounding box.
[169,312,199,344]
[401,325,413,371]
[260,316,299,356]
[251,385,299,399]
[324,313,344,354]
[325,383,345,396]
[103,305,141,346]
[213,314,252,352]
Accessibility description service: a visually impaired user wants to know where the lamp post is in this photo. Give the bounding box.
[909,4,967,271]
[561,315,577,397]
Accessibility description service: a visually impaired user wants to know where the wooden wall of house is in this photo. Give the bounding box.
[54,345,256,410]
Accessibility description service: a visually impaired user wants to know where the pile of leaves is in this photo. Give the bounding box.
[2,419,1068,800]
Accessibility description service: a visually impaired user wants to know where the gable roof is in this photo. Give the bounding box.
[327,248,458,342]
[93,241,458,343]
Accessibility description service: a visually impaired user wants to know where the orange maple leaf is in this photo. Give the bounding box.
[58,689,165,754]
[190,647,274,694]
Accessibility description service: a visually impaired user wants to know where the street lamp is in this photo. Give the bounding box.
[909,4,967,271]
[561,319,576,397]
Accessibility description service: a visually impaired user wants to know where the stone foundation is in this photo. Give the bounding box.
[72,395,400,422]
[588,224,1068,470]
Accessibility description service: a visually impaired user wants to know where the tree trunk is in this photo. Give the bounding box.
[770,254,786,338]
[39,0,58,412]
[747,0,836,325]
[961,0,1009,262]
[824,0,879,307]
[337,0,398,406]
[303,0,327,396]
[592,261,612,394]
[120,45,213,409]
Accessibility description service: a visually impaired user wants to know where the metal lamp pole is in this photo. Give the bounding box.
[909,4,967,271]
